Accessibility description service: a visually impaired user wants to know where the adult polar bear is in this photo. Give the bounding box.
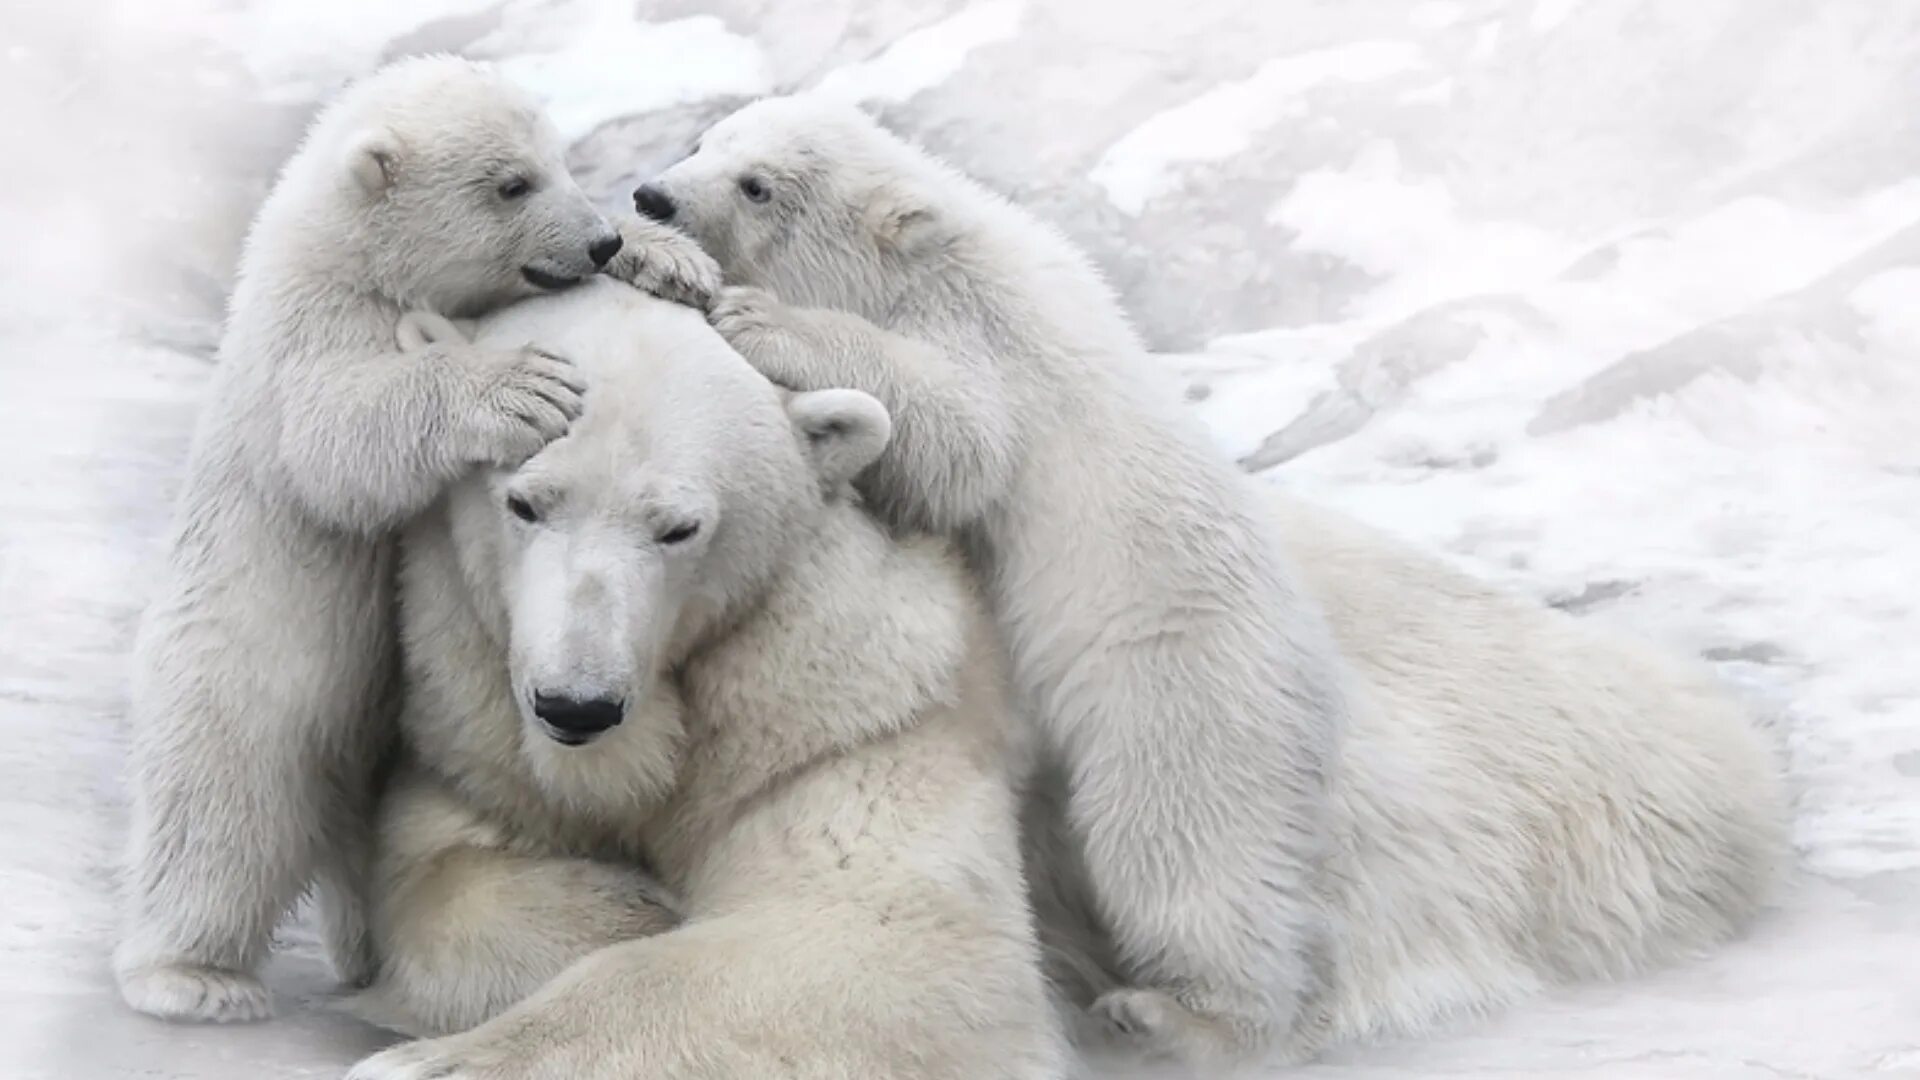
[345,279,1063,1080]
[638,97,1789,1067]
[117,56,719,1022]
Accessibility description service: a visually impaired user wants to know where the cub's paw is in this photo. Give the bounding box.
[1090,987,1174,1045]
[118,962,272,1023]
[1089,986,1252,1067]
[606,221,720,309]
[708,286,812,388]
[707,285,781,338]
[462,346,588,467]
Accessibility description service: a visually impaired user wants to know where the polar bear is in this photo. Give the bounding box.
[635,96,1788,1068]
[638,95,1352,1063]
[1029,498,1788,1062]
[1270,503,1784,1052]
[117,56,717,1023]
[344,280,1064,1080]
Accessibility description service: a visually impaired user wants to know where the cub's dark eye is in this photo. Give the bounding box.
[498,177,532,200]
[658,521,701,545]
[507,494,539,523]
[738,175,770,204]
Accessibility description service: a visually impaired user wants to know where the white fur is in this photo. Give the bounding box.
[348,280,1065,1079]
[646,97,1788,1068]
[1278,502,1787,1048]
[650,95,1350,1064]
[1030,500,1789,1062]
[116,56,635,1022]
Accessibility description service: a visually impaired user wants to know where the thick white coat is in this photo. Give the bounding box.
[116,54,724,1024]
[348,281,1064,1080]
[646,97,1789,1068]
[117,56,621,1022]
[652,96,1352,1063]
[1029,500,1789,1060]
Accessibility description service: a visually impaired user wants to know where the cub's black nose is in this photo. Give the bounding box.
[633,184,676,223]
[532,693,625,742]
[588,233,624,268]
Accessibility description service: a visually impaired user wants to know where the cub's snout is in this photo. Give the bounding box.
[633,184,675,223]
[532,692,626,745]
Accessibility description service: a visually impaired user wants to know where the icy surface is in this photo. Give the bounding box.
[2,1,1917,1077]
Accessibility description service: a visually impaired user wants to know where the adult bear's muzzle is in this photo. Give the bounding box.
[531,691,626,746]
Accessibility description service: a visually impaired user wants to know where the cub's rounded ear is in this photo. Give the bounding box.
[346,129,402,195]
[865,190,944,256]
[786,388,891,491]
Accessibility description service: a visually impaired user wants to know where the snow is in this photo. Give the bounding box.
[178,0,500,101]
[478,6,773,139]
[1528,0,1590,35]
[812,0,1026,106]
[3,0,1918,1078]
[1408,3,1465,31]
[1268,140,1573,321]
[1091,40,1426,216]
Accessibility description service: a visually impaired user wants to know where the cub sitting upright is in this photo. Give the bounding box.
[117,56,710,1023]
[639,97,1353,1064]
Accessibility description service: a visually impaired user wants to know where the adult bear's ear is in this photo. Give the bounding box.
[787,389,891,492]
[346,129,402,195]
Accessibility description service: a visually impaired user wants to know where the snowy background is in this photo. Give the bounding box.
[3,0,1918,1077]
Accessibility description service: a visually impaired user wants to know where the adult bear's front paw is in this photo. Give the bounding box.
[346,1014,599,1080]
[345,1033,526,1080]
[347,1036,480,1080]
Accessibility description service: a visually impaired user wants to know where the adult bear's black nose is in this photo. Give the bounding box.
[588,233,624,268]
[633,184,676,223]
[532,692,625,743]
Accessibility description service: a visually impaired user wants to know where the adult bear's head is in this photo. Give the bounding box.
[444,280,890,750]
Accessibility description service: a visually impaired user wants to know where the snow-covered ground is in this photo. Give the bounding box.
[3,1,1917,1077]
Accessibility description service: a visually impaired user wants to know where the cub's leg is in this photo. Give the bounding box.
[117,674,372,1022]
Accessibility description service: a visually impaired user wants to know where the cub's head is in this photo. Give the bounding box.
[316,56,623,316]
[444,281,889,753]
[633,96,956,318]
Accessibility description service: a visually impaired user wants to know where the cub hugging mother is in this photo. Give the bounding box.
[117,57,1786,1080]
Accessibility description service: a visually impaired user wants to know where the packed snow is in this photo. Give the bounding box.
[2,1,1916,1077]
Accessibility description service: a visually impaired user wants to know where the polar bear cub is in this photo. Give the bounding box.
[638,96,1788,1067]
[117,55,725,1024]
[117,56,619,1023]
[346,280,1063,1080]
[641,95,1352,1063]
